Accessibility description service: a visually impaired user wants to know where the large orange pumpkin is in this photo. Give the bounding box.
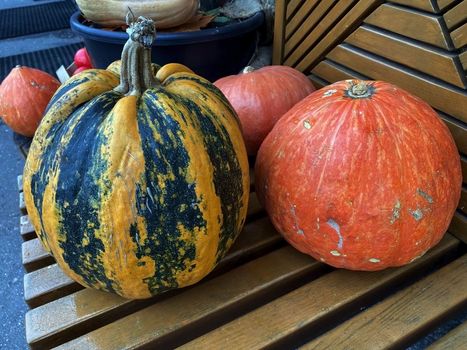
[255,80,462,271]
[214,65,315,155]
[0,66,60,137]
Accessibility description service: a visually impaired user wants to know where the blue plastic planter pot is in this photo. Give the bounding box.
[70,11,264,82]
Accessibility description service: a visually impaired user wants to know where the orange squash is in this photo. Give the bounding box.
[255,80,462,271]
[215,65,315,155]
[0,66,60,137]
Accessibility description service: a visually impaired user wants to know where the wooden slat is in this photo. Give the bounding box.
[459,187,467,214]
[365,3,452,50]
[179,234,461,350]
[24,264,81,308]
[284,0,356,67]
[23,215,284,309]
[293,0,382,72]
[443,0,467,30]
[302,253,467,349]
[307,74,328,89]
[285,0,319,40]
[53,247,325,350]
[25,216,285,349]
[22,239,54,273]
[272,0,287,65]
[389,0,437,13]
[17,174,23,192]
[26,218,285,347]
[245,192,262,217]
[460,50,467,70]
[312,59,367,82]
[427,321,467,349]
[345,25,466,88]
[21,193,265,274]
[285,0,338,57]
[326,44,467,123]
[441,114,467,155]
[462,156,467,183]
[451,23,467,48]
[20,214,35,241]
[449,211,467,243]
[19,191,26,214]
[286,0,303,21]
[26,289,140,350]
[437,0,458,11]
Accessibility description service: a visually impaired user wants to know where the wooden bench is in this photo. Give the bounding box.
[21,0,467,348]
[19,171,467,349]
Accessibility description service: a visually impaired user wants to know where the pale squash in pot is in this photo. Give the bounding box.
[76,0,199,27]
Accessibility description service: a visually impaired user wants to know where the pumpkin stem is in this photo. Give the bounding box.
[114,14,159,96]
[346,81,375,99]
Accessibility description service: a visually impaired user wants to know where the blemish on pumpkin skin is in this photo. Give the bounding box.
[323,89,337,97]
[369,258,380,263]
[390,200,401,224]
[303,120,312,129]
[290,205,305,235]
[409,209,424,221]
[327,218,343,249]
[417,189,433,204]
[330,250,341,256]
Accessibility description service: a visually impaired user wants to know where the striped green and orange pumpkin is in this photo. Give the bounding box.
[23,16,249,299]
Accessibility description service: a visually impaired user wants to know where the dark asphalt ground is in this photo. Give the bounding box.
[0,121,27,349]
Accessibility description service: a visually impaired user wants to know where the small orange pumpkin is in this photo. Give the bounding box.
[0,66,60,137]
[214,65,315,155]
[255,80,462,271]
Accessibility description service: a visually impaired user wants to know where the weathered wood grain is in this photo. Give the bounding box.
[437,0,459,12]
[285,0,319,40]
[460,50,467,70]
[24,264,81,308]
[25,216,285,349]
[389,0,437,13]
[17,174,23,192]
[284,0,356,67]
[179,234,461,350]
[451,22,467,48]
[286,0,304,21]
[53,247,325,350]
[272,0,287,64]
[19,191,26,214]
[443,0,467,30]
[345,25,465,88]
[365,3,452,50]
[22,239,53,273]
[285,0,339,57]
[441,114,467,155]
[302,252,467,349]
[20,214,35,241]
[293,0,383,72]
[449,211,467,243]
[459,188,467,214]
[312,59,366,82]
